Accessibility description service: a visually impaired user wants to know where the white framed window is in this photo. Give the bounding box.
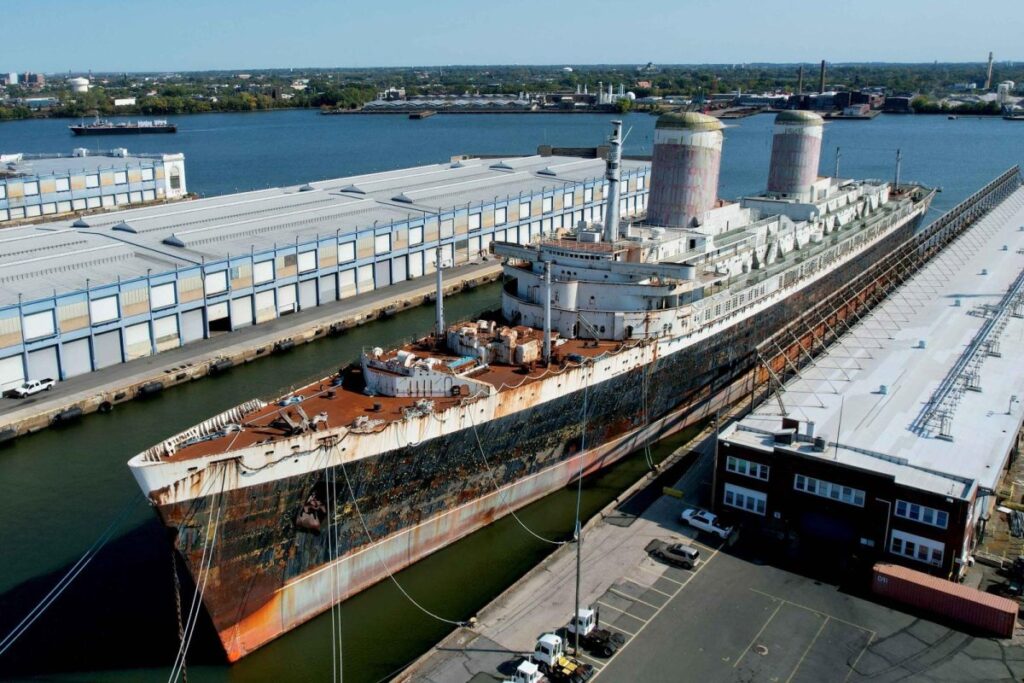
[42,202,57,215]
[494,206,507,225]
[584,187,593,202]
[253,260,275,285]
[374,234,391,256]
[794,474,865,507]
[0,184,6,199]
[890,529,944,566]
[89,295,119,324]
[542,196,553,213]
[114,171,128,185]
[440,219,454,239]
[86,174,99,188]
[72,198,86,210]
[468,213,481,231]
[338,241,356,263]
[86,196,101,209]
[638,175,646,190]
[204,270,228,295]
[150,282,176,309]
[55,177,70,192]
[23,310,56,340]
[563,192,574,208]
[726,456,769,481]
[723,483,766,516]
[519,202,531,220]
[895,500,949,529]
[298,250,317,273]
[141,167,154,181]
[23,181,39,196]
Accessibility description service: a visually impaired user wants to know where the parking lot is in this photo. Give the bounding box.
[596,532,1024,682]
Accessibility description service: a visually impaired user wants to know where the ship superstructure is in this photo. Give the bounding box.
[129,112,934,661]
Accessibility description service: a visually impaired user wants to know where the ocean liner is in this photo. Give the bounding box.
[129,111,934,661]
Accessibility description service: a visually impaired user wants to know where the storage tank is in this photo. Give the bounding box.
[872,563,1017,638]
[67,77,90,94]
[646,112,724,228]
[766,110,824,201]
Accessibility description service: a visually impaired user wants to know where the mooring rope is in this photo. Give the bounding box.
[0,494,143,657]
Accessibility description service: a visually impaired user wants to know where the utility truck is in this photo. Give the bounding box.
[567,607,625,657]
[533,633,594,682]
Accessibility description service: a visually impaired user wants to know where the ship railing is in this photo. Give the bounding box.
[139,398,267,462]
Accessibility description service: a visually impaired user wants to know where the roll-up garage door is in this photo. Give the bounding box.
[255,290,276,323]
[27,346,59,380]
[153,316,180,352]
[93,330,122,369]
[374,260,391,288]
[181,309,204,344]
[391,256,407,283]
[299,279,317,310]
[207,301,230,334]
[231,296,253,329]
[124,322,152,360]
[62,338,91,377]
[0,354,25,391]
[278,284,297,315]
[318,275,336,304]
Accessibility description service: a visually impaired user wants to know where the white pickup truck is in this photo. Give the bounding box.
[680,508,734,540]
[9,378,55,398]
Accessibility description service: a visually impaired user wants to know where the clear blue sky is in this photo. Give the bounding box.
[6,0,1020,73]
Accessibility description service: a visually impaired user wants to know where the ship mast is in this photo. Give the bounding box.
[435,257,445,340]
[543,261,552,365]
[602,120,623,243]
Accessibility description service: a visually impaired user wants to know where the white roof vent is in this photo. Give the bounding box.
[72,218,91,228]
[339,184,365,194]
[392,193,414,203]
[112,222,137,233]
[489,161,514,171]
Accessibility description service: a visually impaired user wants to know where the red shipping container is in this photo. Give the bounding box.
[872,563,1018,638]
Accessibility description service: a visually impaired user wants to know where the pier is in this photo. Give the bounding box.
[399,168,1024,682]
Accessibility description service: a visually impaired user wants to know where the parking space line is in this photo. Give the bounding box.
[843,632,875,683]
[623,576,673,598]
[578,653,605,669]
[786,616,829,683]
[591,545,721,680]
[609,586,664,609]
[634,564,684,585]
[733,601,783,669]
[600,620,637,637]
[748,587,875,636]
[595,600,630,616]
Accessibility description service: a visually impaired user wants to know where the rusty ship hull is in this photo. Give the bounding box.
[142,194,932,661]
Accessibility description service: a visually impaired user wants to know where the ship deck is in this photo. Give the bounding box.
[165,332,625,462]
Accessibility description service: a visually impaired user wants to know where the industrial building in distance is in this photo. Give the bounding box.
[0,148,187,225]
[716,187,1024,580]
[0,154,650,390]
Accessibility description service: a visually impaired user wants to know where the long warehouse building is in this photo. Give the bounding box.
[0,154,650,389]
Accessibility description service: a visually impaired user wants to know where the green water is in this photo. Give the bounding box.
[0,280,691,682]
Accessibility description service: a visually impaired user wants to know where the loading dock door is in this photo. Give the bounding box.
[374,260,391,288]
[0,355,25,391]
[93,330,123,369]
[62,338,91,378]
[299,279,317,310]
[278,284,297,315]
[318,275,336,303]
[181,309,204,344]
[231,296,253,329]
[207,302,230,334]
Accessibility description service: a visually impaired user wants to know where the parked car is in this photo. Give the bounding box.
[9,378,55,398]
[651,541,701,570]
[680,508,734,539]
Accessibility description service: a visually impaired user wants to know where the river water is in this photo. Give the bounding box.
[0,110,1021,682]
